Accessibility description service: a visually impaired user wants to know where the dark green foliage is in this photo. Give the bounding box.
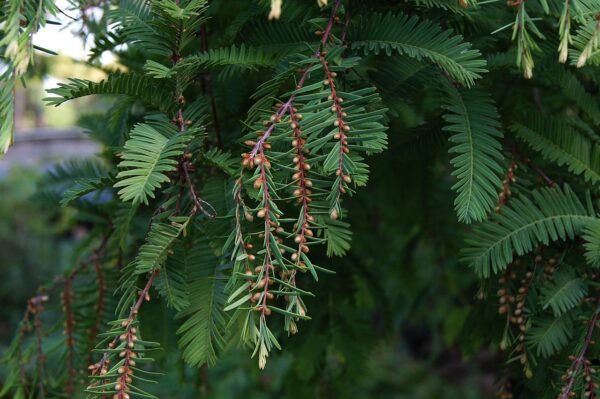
[4,0,600,398]
[443,85,503,223]
[176,238,230,367]
[463,185,594,277]
[349,12,487,87]
[114,122,197,205]
[510,116,600,184]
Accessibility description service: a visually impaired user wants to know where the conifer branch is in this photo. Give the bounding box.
[290,106,314,265]
[88,270,158,379]
[319,53,351,219]
[249,0,341,157]
[560,297,600,399]
[253,142,278,320]
[12,0,600,396]
[284,107,311,330]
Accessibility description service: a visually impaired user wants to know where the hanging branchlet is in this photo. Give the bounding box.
[319,53,351,220]
[224,0,388,368]
[234,131,288,364]
[1,293,51,398]
[280,105,313,334]
[252,131,280,321]
[289,106,314,265]
[226,0,354,368]
[2,229,111,398]
[87,271,159,399]
[559,296,600,399]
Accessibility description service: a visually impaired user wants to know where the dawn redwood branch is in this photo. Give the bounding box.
[89,269,159,376]
[249,0,342,156]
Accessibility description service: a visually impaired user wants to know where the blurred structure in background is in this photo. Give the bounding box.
[0,128,99,175]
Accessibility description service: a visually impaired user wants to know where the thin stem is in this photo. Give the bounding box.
[319,53,350,213]
[510,143,556,187]
[182,160,217,218]
[320,0,342,46]
[62,279,76,396]
[199,23,223,149]
[257,146,275,319]
[560,299,600,398]
[249,0,343,156]
[89,270,158,376]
